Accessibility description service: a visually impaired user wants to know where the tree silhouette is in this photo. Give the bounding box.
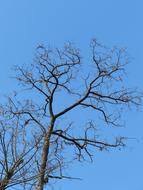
[0,40,141,190]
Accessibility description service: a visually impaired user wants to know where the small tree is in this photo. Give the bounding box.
[0,40,141,190]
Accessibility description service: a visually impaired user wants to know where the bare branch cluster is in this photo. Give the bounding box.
[0,40,141,190]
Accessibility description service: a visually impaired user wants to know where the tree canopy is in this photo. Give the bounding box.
[0,40,141,190]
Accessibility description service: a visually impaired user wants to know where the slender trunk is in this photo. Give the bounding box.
[36,120,55,190]
[36,133,50,190]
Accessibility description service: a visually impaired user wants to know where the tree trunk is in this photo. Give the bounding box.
[36,132,50,190]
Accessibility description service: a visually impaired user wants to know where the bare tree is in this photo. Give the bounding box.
[0,103,44,190]
[0,40,141,190]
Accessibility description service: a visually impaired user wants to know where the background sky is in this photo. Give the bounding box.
[0,1,143,190]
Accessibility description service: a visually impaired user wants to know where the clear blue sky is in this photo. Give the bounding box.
[0,1,143,190]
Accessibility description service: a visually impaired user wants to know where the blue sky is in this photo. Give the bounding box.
[0,1,143,190]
